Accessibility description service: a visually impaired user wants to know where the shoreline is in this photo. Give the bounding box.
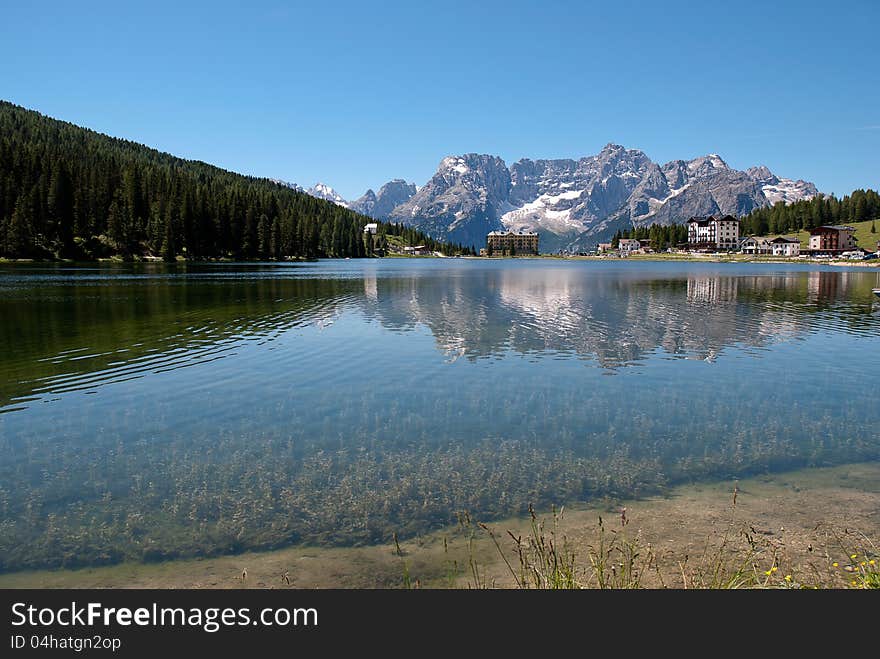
[3,254,878,268]
[2,461,877,589]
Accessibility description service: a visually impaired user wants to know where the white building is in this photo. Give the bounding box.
[618,238,641,255]
[687,215,740,251]
[770,236,801,257]
[363,223,378,235]
[740,236,772,255]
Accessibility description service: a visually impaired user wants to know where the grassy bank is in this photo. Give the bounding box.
[2,462,877,589]
[780,219,878,251]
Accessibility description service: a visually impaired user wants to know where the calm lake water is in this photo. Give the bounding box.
[2,259,879,571]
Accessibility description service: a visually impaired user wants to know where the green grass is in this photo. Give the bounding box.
[384,234,407,248]
[459,508,880,590]
[383,234,441,256]
[850,219,880,251]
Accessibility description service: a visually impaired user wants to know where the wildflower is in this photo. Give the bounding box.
[764,569,772,576]
[870,560,876,566]
[832,562,839,567]
[851,554,857,560]
[785,575,792,583]
[771,566,778,573]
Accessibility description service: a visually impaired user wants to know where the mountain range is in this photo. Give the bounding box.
[289,144,819,251]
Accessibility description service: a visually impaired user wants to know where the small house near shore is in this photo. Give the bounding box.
[740,236,772,255]
[618,238,641,256]
[770,236,801,257]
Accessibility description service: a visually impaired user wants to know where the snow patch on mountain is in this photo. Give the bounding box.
[441,156,470,175]
[501,189,588,234]
[762,180,817,204]
[307,182,349,207]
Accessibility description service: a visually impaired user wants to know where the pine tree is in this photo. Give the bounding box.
[271,216,282,259]
[106,191,131,256]
[243,206,257,257]
[122,167,144,233]
[854,193,867,222]
[162,198,178,262]
[257,213,270,259]
[7,195,34,257]
[146,203,164,254]
[47,165,75,256]
[330,217,343,257]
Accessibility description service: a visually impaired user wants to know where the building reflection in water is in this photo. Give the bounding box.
[361,266,877,368]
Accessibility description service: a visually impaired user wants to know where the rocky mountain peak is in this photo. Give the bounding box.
[599,142,625,154]
[377,179,416,198]
[306,182,349,207]
[746,165,778,185]
[686,154,731,178]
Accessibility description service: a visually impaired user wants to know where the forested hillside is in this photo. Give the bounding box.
[739,189,880,236]
[0,100,456,260]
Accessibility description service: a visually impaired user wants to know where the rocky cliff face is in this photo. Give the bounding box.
[500,145,658,250]
[351,179,417,219]
[386,155,512,246]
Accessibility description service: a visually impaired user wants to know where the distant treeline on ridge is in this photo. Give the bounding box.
[612,190,879,250]
[0,100,469,260]
[738,189,879,236]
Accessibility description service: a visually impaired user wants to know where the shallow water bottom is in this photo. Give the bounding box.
[3,461,878,589]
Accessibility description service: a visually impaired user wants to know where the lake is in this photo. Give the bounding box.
[1,259,879,572]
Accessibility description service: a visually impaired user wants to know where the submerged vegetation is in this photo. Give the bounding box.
[3,462,878,589]
[2,433,879,573]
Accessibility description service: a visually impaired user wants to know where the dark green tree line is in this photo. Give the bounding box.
[0,101,455,260]
[617,223,688,251]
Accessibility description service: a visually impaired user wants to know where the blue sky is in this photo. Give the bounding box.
[1,0,877,199]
